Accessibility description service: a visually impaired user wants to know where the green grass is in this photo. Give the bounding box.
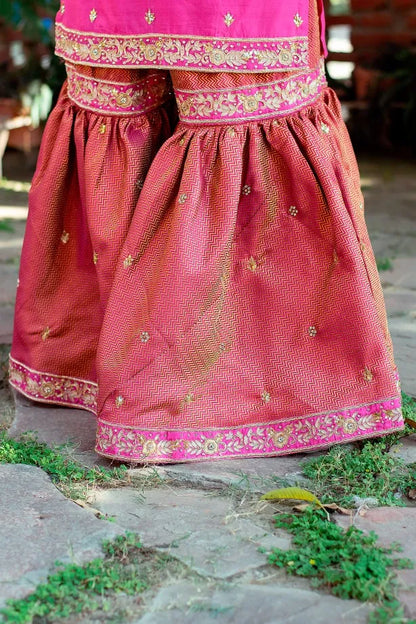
[376,257,394,272]
[268,508,414,624]
[0,533,146,623]
[0,219,15,233]
[1,532,190,624]
[0,431,127,495]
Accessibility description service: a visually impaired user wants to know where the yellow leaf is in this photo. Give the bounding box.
[260,487,324,508]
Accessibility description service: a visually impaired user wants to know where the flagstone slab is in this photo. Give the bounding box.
[92,486,290,579]
[0,464,123,608]
[133,580,372,624]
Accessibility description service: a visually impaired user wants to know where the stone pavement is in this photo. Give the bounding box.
[0,154,416,623]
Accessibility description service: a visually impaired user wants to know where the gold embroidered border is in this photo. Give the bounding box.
[9,356,97,413]
[66,64,172,115]
[95,398,403,463]
[55,23,309,72]
[175,62,326,123]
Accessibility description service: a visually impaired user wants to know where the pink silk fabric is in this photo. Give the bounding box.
[10,0,403,462]
[55,0,327,72]
[11,66,173,407]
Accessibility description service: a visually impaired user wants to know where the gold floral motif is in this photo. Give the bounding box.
[224,12,235,27]
[242,185,251,195]
[143,439,157,455]
[308,326,318,337]
[261,391,271,403]
[228,128,236,137]
[247,257,258,272]
[41,327,50,341]
[39,381,55,398]
[321,122,330,134]
[178,193,188,204]
[115,92,132,107]
[268,426,293,448]
[184,392,195,405]
[179,137,185,146]
[135,178,144,189]
[89,8,97,22]
[294,13,303,27]
[288,205,298,216]
[60,230,69,244]
[144,9,155,24]
[342,418,358,434]
[99,123,106,134]
[115,395,125,408]
[277,49,293,66]
[55,24,309,72]
[362,367,374,382]
[93,251,98,264]
[240,94,261,112]
[203,438,219,454]
[123,255,133,268]
[140,331,150,343]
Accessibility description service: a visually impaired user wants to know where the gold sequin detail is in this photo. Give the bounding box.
[123,255,133,268]
[333,249,339,264]
[321,122,330,134]
[179,137,185,146]
[184,392,195,405]
[294,13,303,27]
[272,119,281,127]
[178,193,188,204]
[135,178,144,190]
[288,205,298,216]
[261,391,271,404]
[115,395,124,407]
[98,123,106,134]
[60,230,69,244]
[360,242,366,253]
[219,343,226,352]
[224,12,234,27]
[93,251,98,265]
[359,201,364,212]
[204,439,219,454]
[41,327,50,341]
[140,331,150,343]
[145,10,155,24]
[115,92,132,108]
[247,257,258,272]
[228,127,236,137]
[89,8,97,22]
[308,326,318,337]
[362,367,374,382]
[242,185,251,195]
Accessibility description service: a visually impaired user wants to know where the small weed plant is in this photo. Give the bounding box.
[0,431,127,491]
[268,508,414,624]
[0,533,147,623]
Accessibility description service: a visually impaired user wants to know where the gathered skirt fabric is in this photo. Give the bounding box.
[92,68,403,463]
[10,66,173,409]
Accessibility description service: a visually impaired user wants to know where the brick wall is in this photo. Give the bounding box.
[325,0,416,66]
